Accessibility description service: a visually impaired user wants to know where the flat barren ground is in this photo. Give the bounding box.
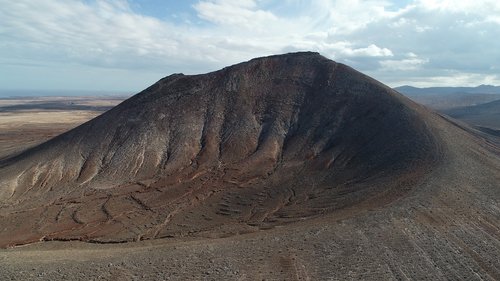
[0,97,125,159]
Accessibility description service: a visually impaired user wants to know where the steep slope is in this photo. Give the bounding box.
[0,52,440,247]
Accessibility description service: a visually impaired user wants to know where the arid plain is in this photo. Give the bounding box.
[0,97,124,160]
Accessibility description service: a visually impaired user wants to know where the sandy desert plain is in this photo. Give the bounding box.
[0,97,124,160]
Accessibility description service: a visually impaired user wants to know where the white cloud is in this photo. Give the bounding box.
[311,0,409,35]
[348,44,394,57]
[193,0,278,28]
[0,0,393,70]
[0,0,499,90]
[316,42,393,58]
[380,56,428,71]
[402,73,500,88]
[418,0,500,14]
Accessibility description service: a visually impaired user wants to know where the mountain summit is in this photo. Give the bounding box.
[0,52,445,246]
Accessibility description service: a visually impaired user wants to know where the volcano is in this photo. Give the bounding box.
[0,52,437,245]
[0,53,498,280]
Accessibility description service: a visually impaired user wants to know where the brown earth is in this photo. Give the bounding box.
[0,52,499,280]
[0,111,101,160]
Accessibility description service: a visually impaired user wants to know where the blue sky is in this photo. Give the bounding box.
[1,0,500,93]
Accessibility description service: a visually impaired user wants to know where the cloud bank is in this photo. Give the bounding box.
[0,0,499,91]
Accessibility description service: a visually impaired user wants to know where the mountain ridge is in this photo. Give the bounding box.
[395,84,500,95]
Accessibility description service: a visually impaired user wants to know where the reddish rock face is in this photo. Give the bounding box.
[0,52,438,247]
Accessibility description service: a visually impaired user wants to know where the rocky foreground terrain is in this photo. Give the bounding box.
[0,52,499,280]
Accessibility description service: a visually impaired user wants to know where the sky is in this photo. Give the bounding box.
[1,0,500,93]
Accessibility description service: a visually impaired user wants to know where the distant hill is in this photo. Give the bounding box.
[0,89,133,98]
[395,85,500,95]
[443,99,500,129]
[395,85,500,110]
[0,97,125,113]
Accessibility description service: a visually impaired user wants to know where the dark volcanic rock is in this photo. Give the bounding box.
[0,52,438,247]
